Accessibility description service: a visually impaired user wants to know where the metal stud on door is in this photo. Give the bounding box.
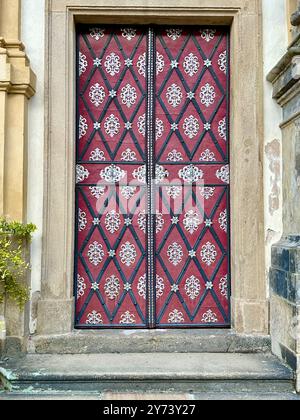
[75,26,230,329]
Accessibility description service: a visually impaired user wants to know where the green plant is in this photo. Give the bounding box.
[0,217,37,308]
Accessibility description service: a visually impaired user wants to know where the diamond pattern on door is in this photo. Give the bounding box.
[75,25,230,328]
[76,26,148,327]
[155,27,230,327]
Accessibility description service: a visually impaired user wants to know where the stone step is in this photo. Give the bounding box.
[27,330,271,354]
[0,353,294,395]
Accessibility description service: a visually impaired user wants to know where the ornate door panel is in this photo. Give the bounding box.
[75,26,230,329]
[155,28,230,327]
[75,27,148,327]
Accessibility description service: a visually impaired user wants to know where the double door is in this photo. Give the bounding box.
[75,25,230,328]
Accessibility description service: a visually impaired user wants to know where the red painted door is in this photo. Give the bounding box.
[75,26,230,328]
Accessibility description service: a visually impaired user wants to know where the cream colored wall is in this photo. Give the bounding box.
[262,0,288,295]
[21,0,45,334]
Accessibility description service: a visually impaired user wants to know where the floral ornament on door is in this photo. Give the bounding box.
[121,84,138,108]
[104,275,121,301]
[200,83,216,108]
[104,52,121,76]
[167,242,184,266]
[166,84,183,108]
[200,242,217,267]
[119,242,137,267]
[88,241,105,267]
[183,53,200,77]
[89,83,106,107]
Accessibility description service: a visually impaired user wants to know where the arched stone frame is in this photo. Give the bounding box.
[37,0,267,336]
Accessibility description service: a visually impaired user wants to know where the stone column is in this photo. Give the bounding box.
[0,0,36,352]
[268,17,300,391]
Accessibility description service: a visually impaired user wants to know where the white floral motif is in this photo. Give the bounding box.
[79,52,88,77]
[156,52,165,75]
[119,242,137,267]
[218,51,227,74]
[166,28,183,41]
[156,118,164,141]
[104,275,120,301]
[200,29,216,43]
[199,187,215,200]
[120,311,136,324]
[156,213,165,233]
[183,210,201,234]
[88,241,105,266]
[76,165,90,183]
[167,242,183,266]
[137,52,165,77]
[200,83,216,108]
[77,274,86,299]
[86,311,103,325]
[100,165,126,183]
[121,28,137,41]
[200,149,216,162]
[105,211,121,234]
[218,209,227,233]
[179,165,203,183]
[89,83,106,107]
[104,114,120,138]
[78,209,87,232]
[121,149,137,162]
[79,115,88,139]
[137,274,165,300]
[121,84,137,109]
[185,275,201,300]
[202,309,218,324]
[137,211,146,234]
[104,52,121,76]
[183,115,200,139]
[156,275,165,299]
[167,186,182,199]
[218,117,227,141]
[167,150,183,162]
[137,114,146,137]
[216,165,230,184]
[137,53,146,77]
[133,166,146,183]
[89,186,105,200]
[137,114,164,141]
[121,186,137,200]
[183,53,200,77]
[90,27,105,40]
[137,211,164,234]
[90,149,106,161]
[168,309,185,324]
[155,165,169,184]
[201,242,217,266]
[166,84,183,108]
[137,274,147,299]
[219,275,228,300]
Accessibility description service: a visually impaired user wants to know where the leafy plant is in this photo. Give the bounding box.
[0,218,37,308]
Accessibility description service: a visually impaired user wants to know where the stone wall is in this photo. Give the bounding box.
[268,7,300,390]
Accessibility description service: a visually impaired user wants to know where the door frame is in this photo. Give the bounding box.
[38,0,267,336]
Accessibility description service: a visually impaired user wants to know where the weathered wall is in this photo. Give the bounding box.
[262,0,287,295]
[21,0,45,334]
